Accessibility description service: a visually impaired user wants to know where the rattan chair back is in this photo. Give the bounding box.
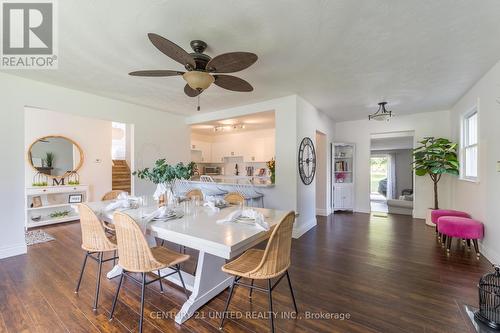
[113,211,163,272]
[77,203,116,252]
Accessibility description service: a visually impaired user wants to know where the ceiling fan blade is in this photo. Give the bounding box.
[129,70,184,77]
[147,33,196,68]
[184,84,201,97]
[214,75,253,92]
[207,52,258,73]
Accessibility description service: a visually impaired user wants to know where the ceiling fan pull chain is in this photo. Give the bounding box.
[197,95,201,111]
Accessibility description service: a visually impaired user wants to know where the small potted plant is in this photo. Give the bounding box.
[267,158,276,184]
[45,152,54,168]
[412,137,459,226]
[133,159,195,205]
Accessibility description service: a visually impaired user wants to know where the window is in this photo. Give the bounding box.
[461,109,478,180]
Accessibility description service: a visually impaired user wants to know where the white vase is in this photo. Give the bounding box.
[425,208,436,227]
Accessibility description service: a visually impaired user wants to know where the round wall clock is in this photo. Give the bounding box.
[298,137,316,185]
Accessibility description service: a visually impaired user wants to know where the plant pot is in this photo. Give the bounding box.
[425,208,436,227]
[270,173,275,184]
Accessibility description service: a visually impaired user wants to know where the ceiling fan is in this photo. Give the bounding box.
[129,33,258,110]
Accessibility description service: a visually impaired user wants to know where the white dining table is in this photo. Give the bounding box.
[84,201,289,324]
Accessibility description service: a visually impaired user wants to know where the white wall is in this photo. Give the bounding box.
[296,96,335,226]
[449,59,500,264]
[335,111,452,218]
[25,107,112,201]
[0,72,189,259]
[315,131,327,214]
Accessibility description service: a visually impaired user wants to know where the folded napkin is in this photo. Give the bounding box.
[105,192,131,211]
[153,183,168,200]
[203,201,220,212]
[144,206,173,222]
[217,209,270,231]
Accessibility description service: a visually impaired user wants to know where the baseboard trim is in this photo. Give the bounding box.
[0,242,27,260]
[293,218,317,239]
[479,242,500,265]
[316,208,328,216]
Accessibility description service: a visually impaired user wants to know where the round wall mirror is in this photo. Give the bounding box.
[27,136,84,178]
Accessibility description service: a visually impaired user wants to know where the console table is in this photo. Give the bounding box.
[25,185,89,229]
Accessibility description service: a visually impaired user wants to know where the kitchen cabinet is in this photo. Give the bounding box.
[333,183,353,211]
[191,140,211,162]
[244,137,274,162]
[191,132,275,163]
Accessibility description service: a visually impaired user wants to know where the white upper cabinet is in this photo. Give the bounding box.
[191,129,275,164]
[191,140,211,162]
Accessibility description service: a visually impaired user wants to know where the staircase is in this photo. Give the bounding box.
[112,160,131,194]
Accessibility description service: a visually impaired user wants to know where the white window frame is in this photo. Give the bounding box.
[460,106,479,182]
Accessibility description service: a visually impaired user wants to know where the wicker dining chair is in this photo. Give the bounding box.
[186,188,204,201]
[75,204,118,311]
[219,211,297,333]
[109,211,190,333]
[101,190,126,201]
[224,192,245,205]
[100,190,126,234]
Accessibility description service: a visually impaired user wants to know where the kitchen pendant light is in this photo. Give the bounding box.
[369,102,393,121]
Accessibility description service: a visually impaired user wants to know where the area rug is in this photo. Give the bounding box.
[25,230,55,246]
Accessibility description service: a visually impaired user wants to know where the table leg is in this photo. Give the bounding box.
[173,251,231,324]
[106,264,123,279]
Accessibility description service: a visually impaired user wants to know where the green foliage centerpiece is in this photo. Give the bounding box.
[412,137,459,210]
[133,159,195,204]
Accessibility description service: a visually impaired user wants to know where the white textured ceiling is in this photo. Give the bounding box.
[4,0,500,121]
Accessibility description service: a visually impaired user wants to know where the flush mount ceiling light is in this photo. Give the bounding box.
[369,102,393,121]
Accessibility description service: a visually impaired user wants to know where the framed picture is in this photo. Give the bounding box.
[68,194,83,203]
[32,196,42,208]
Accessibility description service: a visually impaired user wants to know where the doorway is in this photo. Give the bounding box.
[370,155,389,212]
[112,122,134,195]
[369,131,415,216]
[315,131,328,216]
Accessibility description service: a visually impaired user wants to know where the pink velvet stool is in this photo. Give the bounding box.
[437,216,483,257]
[431,209,471,241]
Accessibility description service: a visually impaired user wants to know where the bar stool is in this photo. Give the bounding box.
[200,175,227,198]
[219,211,298,333]
[75,204,118,311]
[109,211,190,333]
[235,183,264,207]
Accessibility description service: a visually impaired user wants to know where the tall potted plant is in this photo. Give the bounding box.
[133,159,195,204]
[412,137,459,226]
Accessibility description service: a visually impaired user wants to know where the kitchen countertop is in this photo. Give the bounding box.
[189,176,274,188]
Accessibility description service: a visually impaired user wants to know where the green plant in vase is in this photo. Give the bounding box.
[45,152,54,168]
[267,158,276,184]
[133,159,195,204]
[412,137,459,225]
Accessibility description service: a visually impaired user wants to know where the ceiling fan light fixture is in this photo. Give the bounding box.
[369,101,393,121]
[183,71,214,91]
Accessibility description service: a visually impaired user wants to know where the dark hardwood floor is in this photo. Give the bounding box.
[0,212,491,333]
